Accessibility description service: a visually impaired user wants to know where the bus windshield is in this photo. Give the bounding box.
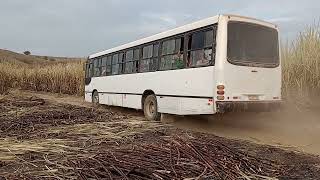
[227,21,279,67]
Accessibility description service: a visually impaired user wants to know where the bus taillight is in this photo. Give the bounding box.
[217,85,225,96]
[217,85,225,90]
[217,91,225,95]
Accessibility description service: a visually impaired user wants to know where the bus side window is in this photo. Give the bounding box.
[92,59,96,76]
[124,50,133,74]
[98,58,103,76]
[140,44,153,72]
[119,52,125,74]
[87,63,92,78]
[93,58,100,77]
[152,43,159,71]
[187,29,214,67]
[112,54,119,75]
[101,56,108,76]
[133,49,140,73]
[160,37,184,70]
[106,56,112,75]
[173,37,184,69]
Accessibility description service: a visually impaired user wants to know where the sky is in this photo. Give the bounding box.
[0,0,319,57]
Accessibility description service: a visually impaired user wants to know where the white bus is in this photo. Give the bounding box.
[84,14,281,121]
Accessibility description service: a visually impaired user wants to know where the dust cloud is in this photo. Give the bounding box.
[167,101,320,155]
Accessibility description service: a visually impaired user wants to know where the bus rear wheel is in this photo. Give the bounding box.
[92,91,99,104]
[143,95,161,121]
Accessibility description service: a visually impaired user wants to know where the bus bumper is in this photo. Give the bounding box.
[216,101,282,113]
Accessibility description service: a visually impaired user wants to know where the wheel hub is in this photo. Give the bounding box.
[149,101,155,115]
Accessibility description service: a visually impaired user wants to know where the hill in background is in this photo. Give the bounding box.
[0,49,84,64]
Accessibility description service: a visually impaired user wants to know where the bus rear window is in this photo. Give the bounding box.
[227,22,279,67]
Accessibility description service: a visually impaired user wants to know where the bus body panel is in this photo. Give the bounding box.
[157,97,214,115]
[179,97,215,115]
[85,66,216,115]
[222,63,281,101]
[214,15,282,106]
[123,94,142,109]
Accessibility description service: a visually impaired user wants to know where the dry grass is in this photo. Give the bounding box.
[0,138,76,161]
[282,23,320,98]
[0,61,84,95]
[0,119,164,161]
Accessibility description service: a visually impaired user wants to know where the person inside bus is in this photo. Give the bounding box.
[173,51,184,69]
[101,67,107,76]
[196,49,212,66]
[187,49,212,67]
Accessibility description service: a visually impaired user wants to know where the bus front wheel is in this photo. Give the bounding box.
[143,95,161,121]
[92,91,99,104]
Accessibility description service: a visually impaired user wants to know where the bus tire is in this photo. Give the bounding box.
[143,95,161,121]
[92,91,99,104]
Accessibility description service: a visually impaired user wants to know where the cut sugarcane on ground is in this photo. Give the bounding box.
[0,93,320,179]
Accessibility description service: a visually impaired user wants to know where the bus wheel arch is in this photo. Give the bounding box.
[142,90,161,121]
[92,90,99,104]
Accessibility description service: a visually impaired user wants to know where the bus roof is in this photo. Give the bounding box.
[89,14,276,59]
